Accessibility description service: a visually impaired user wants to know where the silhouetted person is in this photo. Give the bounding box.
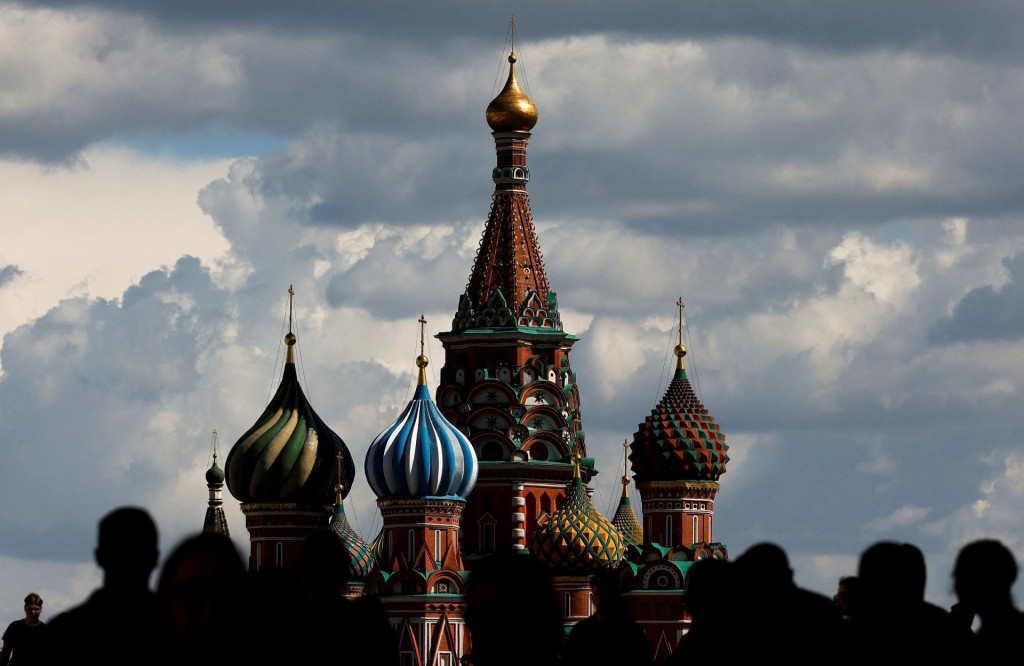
[834,576,860,623]
[47,507,173,666]
[296,530,398,666]
[733,543,842,662]
[854,541,969,662]
[562,569,652,666]
[669,558,738,662]
[466,549,562,666]
[1,593,46,666]
[157,533,246,666]
[952,539,1024,658]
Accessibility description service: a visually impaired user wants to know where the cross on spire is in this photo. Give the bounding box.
[676,297,685,346]
[418,314,427,357]
[288,284,295,333]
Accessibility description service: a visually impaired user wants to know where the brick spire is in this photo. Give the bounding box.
[452,59,562,332]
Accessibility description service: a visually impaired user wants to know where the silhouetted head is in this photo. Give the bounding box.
[96,507,159,589]
[686,558,735,622]
[736,543,792,593]
[466,549,561,666]
[954,539,1018,611]
[834,576,860,619]
[158,532,245,651]
[858,541,927,607]
[297,529,353,604]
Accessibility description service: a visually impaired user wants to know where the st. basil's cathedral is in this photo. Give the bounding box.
[201,42,730,663]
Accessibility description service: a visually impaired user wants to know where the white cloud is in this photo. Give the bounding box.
[864,504,932,534]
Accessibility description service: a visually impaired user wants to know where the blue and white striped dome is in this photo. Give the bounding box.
[365,365,478,501]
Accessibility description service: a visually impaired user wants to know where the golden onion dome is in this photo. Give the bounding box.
[486,54,538,133]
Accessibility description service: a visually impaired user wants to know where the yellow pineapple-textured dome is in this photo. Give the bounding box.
[486,54,538,133]
[529,458,624,573]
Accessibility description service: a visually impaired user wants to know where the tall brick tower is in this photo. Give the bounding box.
[621,299,729,658]
[435,45,588,560]
[628,299,728,549]
[364,317,479,664]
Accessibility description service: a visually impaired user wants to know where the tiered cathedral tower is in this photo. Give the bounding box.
[436,50,588,559]
[364,318,479,664]
[224,287,356,570]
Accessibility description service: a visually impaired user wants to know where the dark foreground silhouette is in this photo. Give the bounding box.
[22,506,1023,665]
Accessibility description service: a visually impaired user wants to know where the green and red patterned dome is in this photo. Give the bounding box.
[530,457,624,573]
[629,347,728,483]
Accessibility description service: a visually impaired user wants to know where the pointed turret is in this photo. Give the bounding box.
[610,441,643,547]
[437,33,586,558]
[328,452,374,583]
[202,429,230,537]
[628,299,728,549]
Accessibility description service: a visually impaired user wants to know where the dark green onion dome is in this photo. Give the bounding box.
[205,458,225,485]
[629,353,728,483]
[530,457,624,573]
[611,476,643,547]
[225,333,355,503]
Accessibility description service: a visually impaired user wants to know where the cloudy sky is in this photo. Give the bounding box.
[2,0,1024,613]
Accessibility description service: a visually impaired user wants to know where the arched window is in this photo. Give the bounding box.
[257,544,262,570]
[708,516,713,543]
[408,530,415,561]
[434,530,442,562]
[693,516,699,543]
[275,542,283,567]
[388,530,393,560]
[564,592,572,618]
[665,515,673,543]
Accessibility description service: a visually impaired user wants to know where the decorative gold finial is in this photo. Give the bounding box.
[674,297,686,370]
[334,451,345,504]
[486,18,538,133]
[416,314,429,386]
[285,285,297,363]
[212,429,218,464]
[572,453,582,479]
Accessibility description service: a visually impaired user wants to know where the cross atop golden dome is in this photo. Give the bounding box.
[486,20,538,133]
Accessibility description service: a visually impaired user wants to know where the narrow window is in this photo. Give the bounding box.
[276,542,283,567]
[692,516,699,543]
[388,530,393,559]
[434,530,442,562]
[665,515,673,542]
[408,530,415,561]
[565,592,572,617]
[257,543,262,570]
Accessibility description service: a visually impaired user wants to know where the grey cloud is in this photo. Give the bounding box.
[21,1,1024,63]
[930,254,1024,344]
[0,264,22,288]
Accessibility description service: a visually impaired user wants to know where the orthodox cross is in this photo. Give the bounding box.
[676,296,685,346]
[418,314,427,357]
[288,284,295,333]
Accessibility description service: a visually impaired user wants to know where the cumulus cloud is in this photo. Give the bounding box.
[0,264,22,288]
[930,253,1024,344]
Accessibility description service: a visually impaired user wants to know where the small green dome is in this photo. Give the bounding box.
[206,461,225,484]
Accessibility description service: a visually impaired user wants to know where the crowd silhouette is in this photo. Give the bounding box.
[2,506,1021,665]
